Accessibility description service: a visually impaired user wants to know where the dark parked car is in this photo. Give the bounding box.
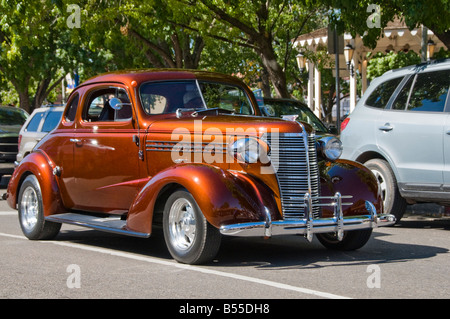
[0,106,28,179]
[261,98,337,136]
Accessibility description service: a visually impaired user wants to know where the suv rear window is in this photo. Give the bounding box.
[365,77,403,109]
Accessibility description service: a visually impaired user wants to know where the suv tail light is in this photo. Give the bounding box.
[340,117,350,132]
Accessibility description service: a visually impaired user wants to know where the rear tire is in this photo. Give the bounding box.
[163,189,221,264]
[18,175,61,240]
[364,158,406,222]
[317,229,373,251]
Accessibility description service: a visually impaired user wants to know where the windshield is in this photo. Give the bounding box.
[262,100,329,133]
[139,80,253,115]
[0,107,28,125]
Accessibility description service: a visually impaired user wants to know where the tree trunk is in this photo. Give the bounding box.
[257,40,289,98]
[18,90,31,114]
[434,30,450,52]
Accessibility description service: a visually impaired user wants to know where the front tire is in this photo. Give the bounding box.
[364,158,406,222]
[163,189,221,264]
[18,175,61,240]
[317,229,373,251]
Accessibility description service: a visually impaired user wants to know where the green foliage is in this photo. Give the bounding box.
[366,51,421,79]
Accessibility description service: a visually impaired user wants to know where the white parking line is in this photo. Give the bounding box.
[0,231,351,299]
[0,211,16,216]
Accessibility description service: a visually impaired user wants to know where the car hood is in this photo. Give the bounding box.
[146,114,313,135]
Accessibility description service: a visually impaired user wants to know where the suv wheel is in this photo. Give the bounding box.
[163,189,221,264]
[364,159,406,222]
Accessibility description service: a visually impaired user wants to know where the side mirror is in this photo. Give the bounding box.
[109,97,124,110]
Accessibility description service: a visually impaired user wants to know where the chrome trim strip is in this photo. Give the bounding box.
[334,192,344,241]
[305,193,313,242]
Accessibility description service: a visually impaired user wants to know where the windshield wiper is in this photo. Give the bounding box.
[192,107,235,116]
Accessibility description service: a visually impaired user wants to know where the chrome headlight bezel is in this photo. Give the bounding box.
[228,137,268,164]
[317,136,342,161]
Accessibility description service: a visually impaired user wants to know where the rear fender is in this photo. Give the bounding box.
[6,151,65,216]
[126,164,280,234]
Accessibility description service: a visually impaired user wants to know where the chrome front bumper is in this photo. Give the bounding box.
[219,193,396,241]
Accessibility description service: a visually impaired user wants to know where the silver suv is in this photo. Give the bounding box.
[340,59,450,221]
[17,106,64,163]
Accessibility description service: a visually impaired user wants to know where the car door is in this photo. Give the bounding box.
[376,69,450,192]
[71,85,140,213]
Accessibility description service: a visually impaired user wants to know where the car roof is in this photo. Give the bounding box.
[378,58,450,80]
[80,69,244,88]
[29,106,65,115]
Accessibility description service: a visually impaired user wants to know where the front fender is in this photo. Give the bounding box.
[126,164,281,234]
[319,159,382,217]
[6,151,65,216]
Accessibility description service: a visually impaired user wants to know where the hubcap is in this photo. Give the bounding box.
[371,168,387,208]
[20,187,39,232]
[168,198,196,251]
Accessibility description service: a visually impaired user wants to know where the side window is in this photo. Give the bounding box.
[65,94,79,122]
[25,113,44,132]
[365,77,403,109]
[84,87,132,122]
[407,70,450,112]
[391,76,414,110]
[42,111,63,132]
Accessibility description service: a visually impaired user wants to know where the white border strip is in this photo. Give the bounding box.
[0,231,350,299]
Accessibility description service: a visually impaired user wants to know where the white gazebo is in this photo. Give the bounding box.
[293,19,448,119]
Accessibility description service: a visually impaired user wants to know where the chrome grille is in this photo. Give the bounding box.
[266,132,321,219]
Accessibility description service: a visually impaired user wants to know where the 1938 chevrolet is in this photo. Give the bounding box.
[6,69,395,264]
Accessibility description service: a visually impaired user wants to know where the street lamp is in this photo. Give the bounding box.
[296,52,307,73]
[427,39,436,60]
[344,44,354,77]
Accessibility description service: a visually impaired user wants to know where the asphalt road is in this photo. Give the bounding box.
[1,177,449,302]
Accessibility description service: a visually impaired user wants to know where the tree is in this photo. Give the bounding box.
[0,0,110,113]
[366,51,422,80]
[325,0,450,50]
[170,0,327,98]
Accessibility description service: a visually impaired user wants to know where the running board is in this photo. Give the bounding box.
[45,213,150,238]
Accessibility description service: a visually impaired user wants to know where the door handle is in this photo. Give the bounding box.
[379,123,393,132]
[70,138,81,143]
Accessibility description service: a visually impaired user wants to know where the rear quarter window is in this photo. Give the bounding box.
[365,77,403,109]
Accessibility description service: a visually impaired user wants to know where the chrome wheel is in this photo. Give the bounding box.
[20,186,39,233]
[18,175,61,240]
[168,198,197,251]
[163,189,221,264]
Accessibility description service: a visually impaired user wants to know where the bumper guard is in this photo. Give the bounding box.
[219,192,396,241]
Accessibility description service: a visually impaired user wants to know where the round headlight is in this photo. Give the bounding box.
[228,137,265,163]
[318,136,342,160]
